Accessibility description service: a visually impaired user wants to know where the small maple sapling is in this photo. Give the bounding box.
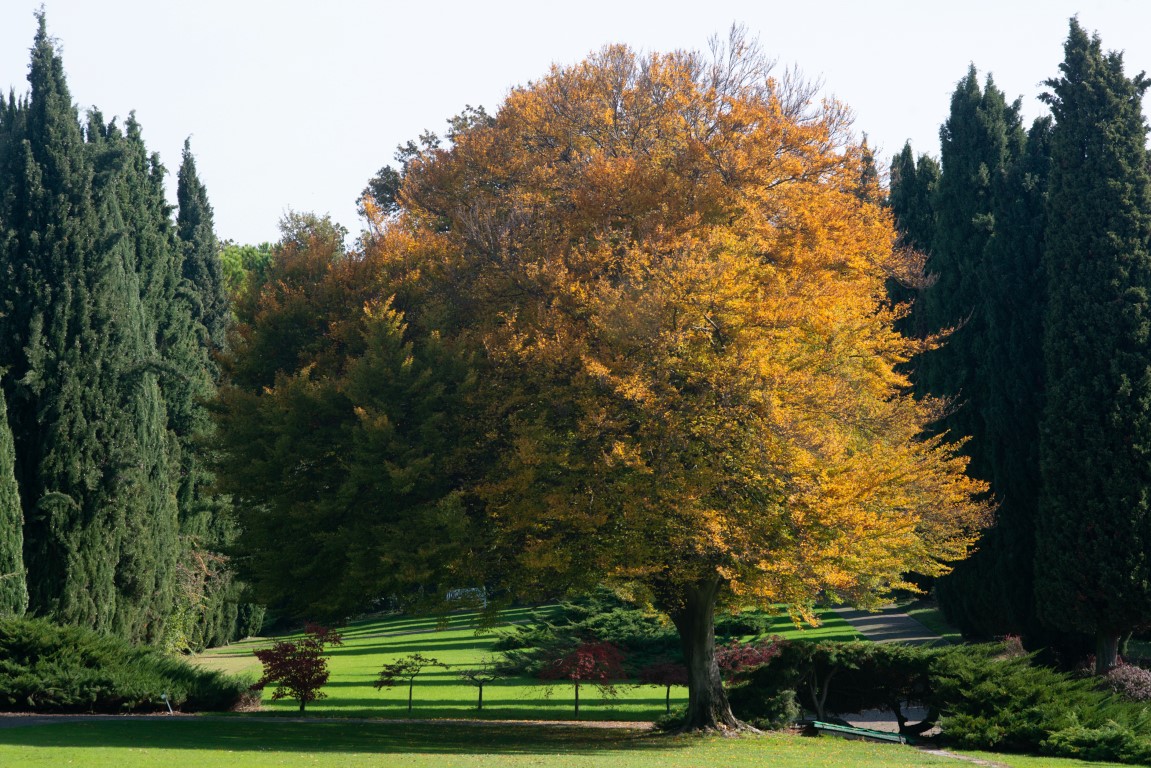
[539,641,626,717]
[251,622,343,713]
[716,638,784,683]
[375,653,445,712]
[456,661,503,710]
[638,662,688,713]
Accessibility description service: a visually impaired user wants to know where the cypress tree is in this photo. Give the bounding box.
[888,142,940,340]
[969,116,1051,642]
[918,66,1022,449]
[0,15,223,642]
[1037,19,1151,672]
[88,112,186,642]
[172,141,248,650]
[176,139,228,349]
[889,142,939,254]
[0,15,122,629]
[0,383,27,615]
[891,69,1058,643]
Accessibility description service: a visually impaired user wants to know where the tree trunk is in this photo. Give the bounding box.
[478,683,484,711]
[1096,631,1121,674]
[408,682,414,713]
[574,681,580,717]
[669,577,746,731]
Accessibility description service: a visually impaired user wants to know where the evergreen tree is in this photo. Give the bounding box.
[918,66,1023,454]
[176,139,229,349]
[887,142,940,339]
[0,15,249,644]
[890,70,1059,646]
[968,116,1051,642]
[0,15,123,630]
[171,141,250,650]
[0,383,27,616]
[1037,19,1151,672]
[889,142,939,254]
[84,111,181,642]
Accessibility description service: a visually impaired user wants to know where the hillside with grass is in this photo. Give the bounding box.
[194,602,861,720]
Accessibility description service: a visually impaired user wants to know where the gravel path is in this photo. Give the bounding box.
[831,605,943,646]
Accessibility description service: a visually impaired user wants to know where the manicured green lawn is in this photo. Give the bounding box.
[194,605,861,721]
[0,719,1130,768]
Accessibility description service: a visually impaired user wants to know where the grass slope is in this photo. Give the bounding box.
[194,606,862,721]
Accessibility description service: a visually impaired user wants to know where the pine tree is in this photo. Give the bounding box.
[1037,19,1151,672]
[0,383,27,616]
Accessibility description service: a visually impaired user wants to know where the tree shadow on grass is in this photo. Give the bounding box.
[0,719,683,755]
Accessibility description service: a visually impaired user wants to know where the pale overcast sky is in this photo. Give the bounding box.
[1,1,1149,245]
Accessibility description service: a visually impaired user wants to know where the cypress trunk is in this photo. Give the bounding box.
[1096,632,1121,674]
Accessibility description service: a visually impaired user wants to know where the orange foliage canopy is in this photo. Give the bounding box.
[371,35,990,617]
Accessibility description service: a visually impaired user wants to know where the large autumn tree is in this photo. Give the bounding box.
[373,33,989,730]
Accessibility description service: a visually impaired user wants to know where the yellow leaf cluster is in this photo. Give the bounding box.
[380,36,991,609]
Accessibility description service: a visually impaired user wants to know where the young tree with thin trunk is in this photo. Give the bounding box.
[539,642,626,717]
[375,653,444,713]
[456,665,502,710]
[251,623,343,713]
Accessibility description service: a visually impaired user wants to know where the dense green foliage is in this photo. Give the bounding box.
[733,639,1151,763]
[214,214,475,622]
[176,138,229,348]
[495,589,786,677]
[0,385,26,616]
[1037,19,1151,669]
[0,16,246,646]
[891,67,1055,644]
[0,616,247,712]
[888,22,1151,660]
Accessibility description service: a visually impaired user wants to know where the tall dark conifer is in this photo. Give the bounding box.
[968,116,1051,642]
[890,70,1057,644]
[176,139,228,349]
[0,15,124,630]
[172,141,250,650]
[889,142,939,254]
[1037,19,1151,671]
[0,383,26,615]
[0,15,248,643]
[918,66,1022,455]
[888,142,940,340]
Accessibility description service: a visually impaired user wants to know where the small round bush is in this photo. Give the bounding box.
[1105,662,1151,702]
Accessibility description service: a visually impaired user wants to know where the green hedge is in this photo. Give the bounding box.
[0,616,249,713]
